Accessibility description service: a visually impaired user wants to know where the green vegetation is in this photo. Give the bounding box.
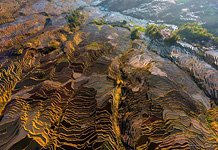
[85,42,103,50]
[67,10,84,30]
[131,29,140,40]
[128,23,146,40]
[176,22,218,45]
[144,24,179,43]
[91,18,217,46]
[144,22,218,45]
[145,24,165,38]
[113,20,130,30]
[92,19,107,25]
[92,19,130,31]
[92,18,148,41]
[132,25,146,32]
[165,31,180,43]
[92,19,139,40]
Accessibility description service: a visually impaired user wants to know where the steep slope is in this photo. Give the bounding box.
[0,0,218,149]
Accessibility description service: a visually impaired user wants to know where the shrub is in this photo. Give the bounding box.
[165,32,180,43]
[131,29,140,40]
[145,24,166,38]
[176,22,217,45]
[67,10,84,30]
[134,25,146,32]
[92,19,107,25]
[145,24,179,43]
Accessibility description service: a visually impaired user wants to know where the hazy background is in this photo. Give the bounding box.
[97,0,218,35]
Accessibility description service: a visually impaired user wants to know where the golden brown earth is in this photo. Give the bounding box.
[0,0,218,149]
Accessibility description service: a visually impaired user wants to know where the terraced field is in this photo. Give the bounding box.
[0,0,218,149]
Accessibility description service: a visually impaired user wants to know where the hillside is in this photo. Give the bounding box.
[0,0,218,149]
